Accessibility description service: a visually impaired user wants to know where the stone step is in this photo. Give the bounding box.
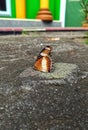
[0,18,61,28]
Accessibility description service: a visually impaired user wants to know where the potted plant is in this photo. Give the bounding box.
[80,0,88,27]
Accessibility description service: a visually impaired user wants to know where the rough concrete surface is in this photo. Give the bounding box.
[0,32,88,130]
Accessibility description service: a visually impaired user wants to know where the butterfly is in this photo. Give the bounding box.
[34,46,52,72]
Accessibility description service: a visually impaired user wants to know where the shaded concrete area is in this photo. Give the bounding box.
[0,32,88,130]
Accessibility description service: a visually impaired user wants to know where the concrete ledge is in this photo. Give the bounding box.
[0,27,88,36]
[0,18,88,35]
[46,27,88,31]
[0,18,61,28]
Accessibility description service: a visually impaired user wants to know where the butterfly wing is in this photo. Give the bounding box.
[45,56,52,72]
[34,46,52,72]
[34,56,52,72]
[34,57,43,71]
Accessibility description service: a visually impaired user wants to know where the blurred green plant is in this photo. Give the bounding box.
[80,0,88,23]
[85,32,88,44]
[86,40,88,44]
[22,30,29,35]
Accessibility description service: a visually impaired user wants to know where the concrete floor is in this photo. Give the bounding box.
[0,32,88,130]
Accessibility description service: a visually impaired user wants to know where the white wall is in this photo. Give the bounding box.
[60,0,66,27]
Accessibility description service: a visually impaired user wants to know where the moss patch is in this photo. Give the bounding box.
[20,63,78,81]
[39,63,78,79]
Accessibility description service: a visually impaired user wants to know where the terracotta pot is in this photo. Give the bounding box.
[82,22,88,27]
[36,9,53,21]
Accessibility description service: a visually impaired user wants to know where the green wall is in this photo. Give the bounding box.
[0,0,60,20]
[65,0,84,27]
[49,0,60,20]
[11,0,16,18]
[26,0,40,19]
[26,0,60,20]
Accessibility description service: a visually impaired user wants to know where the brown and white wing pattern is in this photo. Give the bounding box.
[34,46,52,72]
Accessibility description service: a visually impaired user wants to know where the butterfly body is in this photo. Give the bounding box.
[34,46,52,73]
